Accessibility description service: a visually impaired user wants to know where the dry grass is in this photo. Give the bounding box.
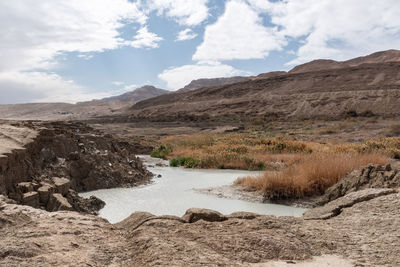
[154,133,313,170]
[152,132,400,172]
[235,152,389,199]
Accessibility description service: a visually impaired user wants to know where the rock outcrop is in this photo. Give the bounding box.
[319,163,400,205]
[182,208,227,223]
[0,121,152,213]
[304,188,397,220]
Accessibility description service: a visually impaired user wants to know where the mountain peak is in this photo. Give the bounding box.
[99,85,168,103]
[290,49,400,74]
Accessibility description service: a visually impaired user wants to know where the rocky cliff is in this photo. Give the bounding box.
[0,121,152,213]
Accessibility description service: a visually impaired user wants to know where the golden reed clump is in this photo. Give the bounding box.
[235,152,389,198]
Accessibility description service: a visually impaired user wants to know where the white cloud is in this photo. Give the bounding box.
[77,54,94,60]
[0,0,147,73]
[126,26,163,49]
[0,0,149,103]
[146,0,209,26]
[0,71,118,104]
[111,81,138,92]
[112,81,124,86]
[176,29,198,41]
[193,0,285,61]
[122,84,138,91]
[255,0,400,65]
[158,62,249,89]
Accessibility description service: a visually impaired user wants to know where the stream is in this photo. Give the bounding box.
[80,155,307,223]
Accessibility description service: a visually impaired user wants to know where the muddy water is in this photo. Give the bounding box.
[80,155,307,223]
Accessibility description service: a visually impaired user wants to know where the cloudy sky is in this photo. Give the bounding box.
[1,0,400,104]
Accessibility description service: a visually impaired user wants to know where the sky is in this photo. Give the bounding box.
[1,0,400,104]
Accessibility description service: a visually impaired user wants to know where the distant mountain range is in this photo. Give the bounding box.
[98,85,169,102]
[0,85,169,120]
[289,49,400,74]
[128,49,400,122]
[2,49,400,121]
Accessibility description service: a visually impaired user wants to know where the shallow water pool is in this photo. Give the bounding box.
[80,155,307,223]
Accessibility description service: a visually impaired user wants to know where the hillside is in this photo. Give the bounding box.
[179,76,250,92]
[290,49,400,74]
[99,85,168,102]
[0,85,168,120]
[128,50,400,122]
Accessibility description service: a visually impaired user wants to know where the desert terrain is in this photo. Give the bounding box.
[1,50,400,266]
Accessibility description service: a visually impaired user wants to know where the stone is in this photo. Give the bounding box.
[304,188,396,220]
[32,182,41,191]
[37,185,54,204]
[16,182,34,193]
[68,151,80,161]
[21,191,39,208]
[182,208,227,223]
[319,164,400,205]
[227,212,260,220]
[52,177,70,196]
[40,148,56,162]
[116,212,156,230]
[47,193,73,211]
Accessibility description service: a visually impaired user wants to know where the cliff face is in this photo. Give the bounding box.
[0,121,152,212]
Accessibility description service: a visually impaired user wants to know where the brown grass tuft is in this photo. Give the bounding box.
[235,152,389,199]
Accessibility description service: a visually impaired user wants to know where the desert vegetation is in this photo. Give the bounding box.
[151,133,313,170]
[235,152,389,199]
[150,132,400,197]
[151,132,400,169]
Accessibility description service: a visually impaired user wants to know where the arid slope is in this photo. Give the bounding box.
[0,85,168,121]
[129,51,400,121]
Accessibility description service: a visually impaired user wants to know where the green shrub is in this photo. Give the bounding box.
[244,157,266,170]
[151,145,170,159]
[169,157,199,168]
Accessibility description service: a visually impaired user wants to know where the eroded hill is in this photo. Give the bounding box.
[128,52,400,122]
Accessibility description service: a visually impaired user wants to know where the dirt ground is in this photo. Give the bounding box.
[1,188,399,266]
[1,120,400,266]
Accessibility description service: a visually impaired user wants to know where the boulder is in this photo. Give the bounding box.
[116,211,156,230]
[304,188,396,220]
[47,193,73,211]
[319,164,400,205]
[21,191,39,208]
[52,177,70,196]
[37,185,54,204]
[182,208,227,223]
[65,190,105,214]
[16,182,34,193]
[227,212,260,220]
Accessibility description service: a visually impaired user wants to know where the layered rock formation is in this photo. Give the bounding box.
[0,121,152,213]
[128,50,400,122]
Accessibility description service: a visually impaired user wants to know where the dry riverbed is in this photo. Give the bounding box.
[1,187,400,266]
[1,121,400,266]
